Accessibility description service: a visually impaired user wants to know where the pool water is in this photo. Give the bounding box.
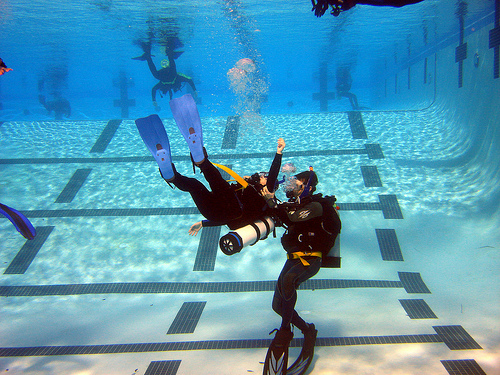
[1,1,499,374]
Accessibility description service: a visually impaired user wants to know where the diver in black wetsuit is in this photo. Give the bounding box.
[336,66,359,110]
[38,94,71,119]
[170,138,286,234]
[312,0,424,17]
[261,169,341,373]
[133,43,197,109]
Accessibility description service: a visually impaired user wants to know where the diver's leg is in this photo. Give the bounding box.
[346,92,358,110]
[197,159,243,219]
[352,93,359,109]
[171,163,241,222]
[272,260,298,329]
[170,166,223,220]
[273,258,321,331]
[171,166,211,197]
[146,55,161,80]
[187,78,197,92]
[197,159,233,193]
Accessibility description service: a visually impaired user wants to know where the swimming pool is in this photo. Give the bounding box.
[1,1,499,374]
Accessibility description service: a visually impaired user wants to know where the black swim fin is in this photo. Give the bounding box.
[132,52,149,61]
[172,51,184,59]
[287,324,317,375]
[263,328,293,375]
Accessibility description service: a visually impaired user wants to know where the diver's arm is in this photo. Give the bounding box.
[189,219,225,236]
[260,186,277,208]
[146,55,161,80]
[201,219,226,228]
[151,83,161,104]
[266,138,285,192]
[177,74,198,95]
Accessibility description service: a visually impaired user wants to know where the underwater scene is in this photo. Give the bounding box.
[0,0,499,374]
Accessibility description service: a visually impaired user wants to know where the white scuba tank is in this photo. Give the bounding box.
[219,216,275,255]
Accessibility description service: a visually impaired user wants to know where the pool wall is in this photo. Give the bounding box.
[372,11,500,215]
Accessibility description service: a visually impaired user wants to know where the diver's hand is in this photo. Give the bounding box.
[153,101,161,112]
[277,138,285,154]
[260,186,277,208]
[189,221,203,236]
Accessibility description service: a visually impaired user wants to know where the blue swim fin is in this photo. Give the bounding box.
[0,203,37,240]
[169,94,204,163]
[135,114,174,180]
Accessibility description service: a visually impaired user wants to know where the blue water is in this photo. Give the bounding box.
[0,0,493,119]
[1,1,499,374]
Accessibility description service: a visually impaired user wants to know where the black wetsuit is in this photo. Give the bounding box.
[171,153,282,230]
[312,0,423,17]
[357,0,423,6]
[336,67,358,110]
[39,95,71,120]
[146,52,197,102]
[271,194,341,331]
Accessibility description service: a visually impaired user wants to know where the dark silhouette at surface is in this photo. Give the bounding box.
[312,0,424,17]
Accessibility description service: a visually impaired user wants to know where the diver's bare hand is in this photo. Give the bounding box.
[189,221,203,236]
[260,186,277,207]
[277,138,285,154]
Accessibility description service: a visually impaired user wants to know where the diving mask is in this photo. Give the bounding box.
[283,176,304,198]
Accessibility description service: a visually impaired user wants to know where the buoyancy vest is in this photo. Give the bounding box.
[280,194,341,257]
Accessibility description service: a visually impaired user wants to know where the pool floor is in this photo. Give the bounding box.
[0,111,498,374]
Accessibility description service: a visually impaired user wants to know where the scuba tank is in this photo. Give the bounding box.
[317,195,342,268]
[219,216,275,256]
[322,235,341,268]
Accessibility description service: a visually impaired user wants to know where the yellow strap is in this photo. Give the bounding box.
[287,251,322,266]
[212,163,248,189]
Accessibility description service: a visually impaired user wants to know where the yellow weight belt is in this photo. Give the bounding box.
[287,251,322,266]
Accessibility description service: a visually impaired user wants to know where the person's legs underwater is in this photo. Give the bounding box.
[264,257,320,374]
[135,98,242,223]
[264,258,320,375]
[171,159,242,222]
[272,258,321,332]
[169,93,242,221]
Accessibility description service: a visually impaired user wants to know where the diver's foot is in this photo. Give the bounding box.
[302,323,318,357]
[263,327,293,375]
[187,127,205,163]
[270,327,293,355]
[155,143,174,181]
[159,168,175,183]
[190,147,208,168]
